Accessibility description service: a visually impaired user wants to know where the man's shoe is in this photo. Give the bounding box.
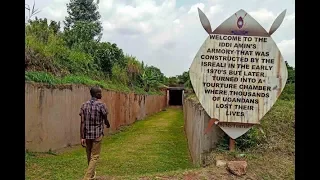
[90,171,96,179]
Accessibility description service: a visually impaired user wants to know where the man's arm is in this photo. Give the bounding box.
[79,105,86,147]
[80,115,85,138]
[104,114,110,128]
[79,105,85,139]
[101,103,110,128]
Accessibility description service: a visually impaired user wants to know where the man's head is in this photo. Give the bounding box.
[90,87,102,99]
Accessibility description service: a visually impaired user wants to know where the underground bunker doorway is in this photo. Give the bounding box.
[168,87,184,106]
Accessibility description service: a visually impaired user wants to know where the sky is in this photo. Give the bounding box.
[25,0,295,77]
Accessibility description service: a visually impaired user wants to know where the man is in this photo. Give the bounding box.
[79,87,110,180]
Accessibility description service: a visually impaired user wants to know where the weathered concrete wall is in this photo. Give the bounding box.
[25,83,167,152]
[183,96,224,166]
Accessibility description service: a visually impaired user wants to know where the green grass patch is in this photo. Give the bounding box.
[207,99,295,180]
[25,71,163,95]
[25,108,195,180]
[215,99,295,153]
[279,83,295,101]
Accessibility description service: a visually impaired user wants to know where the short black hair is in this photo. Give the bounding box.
[90,86,101,97]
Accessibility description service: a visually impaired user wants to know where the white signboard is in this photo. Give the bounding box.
[190,9,288,139]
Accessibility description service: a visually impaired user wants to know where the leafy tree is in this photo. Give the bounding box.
[110,43,126,67]
[179,71,193,89]
[26,18,61,43]
[49,21,61,35]
[93,42,125,76]
[285,61,295,84]
[141,68,159,92]
[63,0,102,48]
[126,56,143,87]
[112,63,129,85]
[177,71,191,86]
[167,76,179,87]
[144,66,165,84]
[26,17,99,77]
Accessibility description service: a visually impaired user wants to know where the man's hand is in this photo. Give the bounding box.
[105,122,110,128]
[81,139,86,147]
[105,119,110,128]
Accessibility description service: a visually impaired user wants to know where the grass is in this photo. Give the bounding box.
[124,99,294,180]
[202,99,295,180]
[25,71,163,95]
[25,107,195,180]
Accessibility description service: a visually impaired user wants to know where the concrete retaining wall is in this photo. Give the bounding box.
[25,83,167,152]
[183,96,224,166]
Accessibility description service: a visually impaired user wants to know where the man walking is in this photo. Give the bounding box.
[79,87,110,180]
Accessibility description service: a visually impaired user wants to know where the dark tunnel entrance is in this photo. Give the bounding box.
[168,87,184,106]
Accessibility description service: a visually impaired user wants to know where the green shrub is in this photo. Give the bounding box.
[25,71,60,85]
[279,83,295,101]
[217,127,266,151]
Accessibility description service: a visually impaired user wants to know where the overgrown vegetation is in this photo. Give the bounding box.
[165,71,192,88]
[25,0,167,94]
[203,98,295,179]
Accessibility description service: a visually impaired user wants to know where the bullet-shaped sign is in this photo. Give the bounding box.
[189,9,288,139]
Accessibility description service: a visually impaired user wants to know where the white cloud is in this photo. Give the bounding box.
[115,4,158,20]
[173,19,180,24]
[102,21,115,32]
[285,12,295,21]
[42,6,66,20]
[207,0,224,4]
[38,0,69,22]
[249,8,275,23]
[100,0,114,9]
[278,39,295,53]
[278,38,295,66]
[179,6,186,12]
[188,3,205,14]
[208,4,223,15]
